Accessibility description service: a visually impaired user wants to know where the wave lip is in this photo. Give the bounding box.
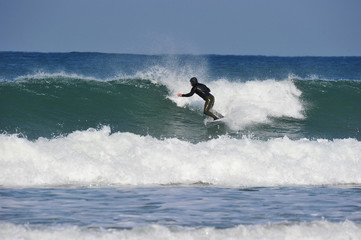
[1,127,360,188]
[13,71,104,82]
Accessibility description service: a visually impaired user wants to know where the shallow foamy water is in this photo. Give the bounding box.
[1,186,361,239]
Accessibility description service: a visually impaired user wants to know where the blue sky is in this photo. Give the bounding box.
[1,0,360,56]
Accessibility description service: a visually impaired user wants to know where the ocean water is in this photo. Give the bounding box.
[1,52,361,239]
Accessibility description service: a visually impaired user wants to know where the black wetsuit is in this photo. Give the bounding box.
[181,83,219,120]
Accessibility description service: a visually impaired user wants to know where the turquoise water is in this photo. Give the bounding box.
[1,52,361,239]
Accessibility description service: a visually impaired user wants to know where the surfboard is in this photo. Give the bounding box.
[213,111,224,119]
[205,116,227,126]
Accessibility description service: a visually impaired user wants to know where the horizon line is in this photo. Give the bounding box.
[1,50,361,58]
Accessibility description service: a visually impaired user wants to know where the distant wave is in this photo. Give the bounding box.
[1,126,360,187]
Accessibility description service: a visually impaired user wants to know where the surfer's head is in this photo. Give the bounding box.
[190,77,198,86]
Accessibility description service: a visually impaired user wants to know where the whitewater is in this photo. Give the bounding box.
[1,221,361,240]
[1,52,361,239]
[1,126,360,187]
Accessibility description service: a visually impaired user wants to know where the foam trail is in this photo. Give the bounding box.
[1,127,360,187]
[1,221,360,240]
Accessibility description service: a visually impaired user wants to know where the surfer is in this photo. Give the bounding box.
[178,77,221,120]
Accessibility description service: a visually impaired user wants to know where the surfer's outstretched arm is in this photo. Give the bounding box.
[178,87,196,97]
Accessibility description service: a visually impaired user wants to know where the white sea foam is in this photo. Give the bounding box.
[1,127,360,187]
[1,221,360,240]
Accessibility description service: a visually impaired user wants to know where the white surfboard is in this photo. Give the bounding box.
[205,116,227,126]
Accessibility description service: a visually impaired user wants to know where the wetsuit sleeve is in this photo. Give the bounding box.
[181,86,196,97]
